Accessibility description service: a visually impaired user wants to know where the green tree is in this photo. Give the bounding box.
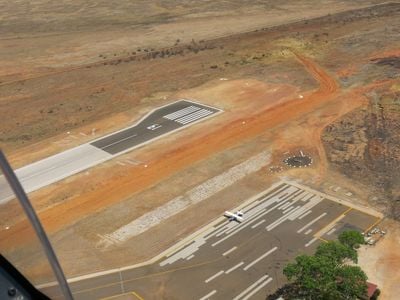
[283,255,338,299]
[338,230,365,249]
[315,241,358,264]
[283,255,368,300]
[281,230,369,300]
[336,265,368,299]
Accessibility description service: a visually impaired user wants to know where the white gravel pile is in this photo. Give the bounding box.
[98,151,270,247]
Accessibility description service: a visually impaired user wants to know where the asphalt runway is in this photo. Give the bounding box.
[0,100,221,204]
[91,100,220,155]
[40,181,380,300]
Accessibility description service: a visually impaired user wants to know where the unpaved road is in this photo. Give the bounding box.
[0,52,338,250]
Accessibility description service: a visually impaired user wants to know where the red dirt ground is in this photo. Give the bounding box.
[0,52,339,250]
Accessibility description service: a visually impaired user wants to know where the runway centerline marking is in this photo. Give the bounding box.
[100,133,138,150]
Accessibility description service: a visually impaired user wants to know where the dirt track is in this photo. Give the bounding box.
[0,52,338,250]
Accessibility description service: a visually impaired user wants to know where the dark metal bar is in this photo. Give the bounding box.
[0,150,73,300]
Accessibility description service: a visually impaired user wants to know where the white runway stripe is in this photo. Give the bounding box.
[179,112,213,125]
[222,246,237,256]
[205,270,224,283]
[175,109,212,122]
[305,237,318,247]
[243,247,278,271]
[298,210,312,220]
[251,219,266,229]
[327,228,337,235]
[212,200,289,246]
[199,290,217,300]
[225,262,244,274]
[266,206,303,231]
[233,275,269,300]
[163,105,200,120]
[297,213,327,233]
[175,109,213,124]
[242,278,273,300]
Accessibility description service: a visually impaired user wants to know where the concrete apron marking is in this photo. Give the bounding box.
[38,180,380,292]
[37,180,284,289]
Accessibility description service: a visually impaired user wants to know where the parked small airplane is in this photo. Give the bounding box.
[224,210,244,223]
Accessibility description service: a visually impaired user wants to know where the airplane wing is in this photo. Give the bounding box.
[224,211,235,218]
[235,216,244,223]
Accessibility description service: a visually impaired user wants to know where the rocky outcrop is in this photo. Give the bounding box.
[322,91,400,219]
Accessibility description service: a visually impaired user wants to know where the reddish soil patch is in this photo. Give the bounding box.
[0,53,338,250]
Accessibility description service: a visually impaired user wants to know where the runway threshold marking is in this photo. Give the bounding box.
[163,106,200,120]
[176,109,213,125]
